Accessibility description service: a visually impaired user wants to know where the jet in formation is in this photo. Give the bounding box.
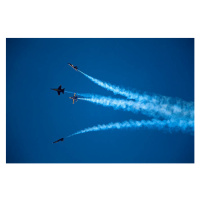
[68,63,78,71]
[53,138,64,144]
[51,85,65,95]
[69,93,78,104]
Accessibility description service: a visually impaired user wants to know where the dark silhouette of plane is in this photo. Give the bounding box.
[68,63,78,71]
[53,138,64,144]
[69,93,78,104]
[51,85,65,95]
[127,99,135,101]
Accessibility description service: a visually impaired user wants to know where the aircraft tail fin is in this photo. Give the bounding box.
[62,89,65,94]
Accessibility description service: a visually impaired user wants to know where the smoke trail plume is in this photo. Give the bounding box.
[63,71,194,139]
[65,91,92,98]
[67,118,194,138]
[78,94,193,120]
[65,91,76,94]
[79,70,140,99]
[79,70,194,119]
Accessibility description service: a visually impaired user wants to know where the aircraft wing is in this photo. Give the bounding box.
[58,91,60,95]
[58,85,61,90]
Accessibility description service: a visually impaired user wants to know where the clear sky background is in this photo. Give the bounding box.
[6,38,194,163]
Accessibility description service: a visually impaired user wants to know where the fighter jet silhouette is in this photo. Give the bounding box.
[68,63,78,71]
[69,93,78,104]
[53,138,64,144]
[51,85,65,95]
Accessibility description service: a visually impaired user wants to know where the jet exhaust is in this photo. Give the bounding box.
[78,95,193,120]
[65,91,76,94]
[67,118,194,138]
[64,70,194,139]
[78,71,194,120]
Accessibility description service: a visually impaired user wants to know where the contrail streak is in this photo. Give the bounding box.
[67,118,194,138]
[63,71,194,140]
[78,95,193,120]
[65,91,92,98]
[65,91,76,94]
[78,70,194,119]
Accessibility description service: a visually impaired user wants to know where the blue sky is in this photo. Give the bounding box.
[6,38,194,163]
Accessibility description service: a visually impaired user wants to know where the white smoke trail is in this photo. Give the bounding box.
[65,91,92,98]
[65,91,76,94]
[79,70,194,119]
[78,95,193,120]
[62,71,194,139]
[79,70,141,99]
[67,118,194,138]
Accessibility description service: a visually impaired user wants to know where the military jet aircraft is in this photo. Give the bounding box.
[69,93,78,104]
[127,99,136,101]
[51,85,65,95]
[53,138,64,144]
[68,63,78,71]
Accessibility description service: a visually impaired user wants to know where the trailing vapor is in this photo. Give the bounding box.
[78,94,193,120]
[64,70,194,139]
[79,70,194,120]
[67,118,194,138]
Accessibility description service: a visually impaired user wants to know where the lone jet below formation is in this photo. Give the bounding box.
[53,138,64,144]
[51,85,65,95]
[69,93,78,104]
[68,63,78,71]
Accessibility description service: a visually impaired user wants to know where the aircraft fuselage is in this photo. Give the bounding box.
[68,63,78,71]
[51,85,65,95]
[69,96,78,100]
[69,93,78,104]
